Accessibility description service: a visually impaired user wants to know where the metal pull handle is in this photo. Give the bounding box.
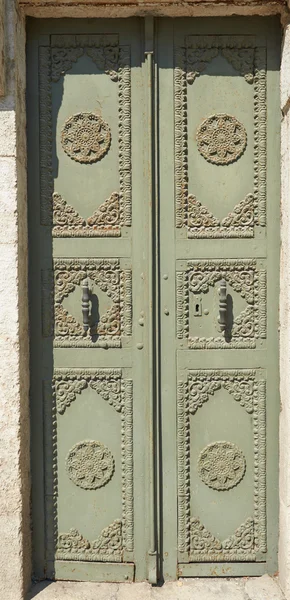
[81,278,91,334]
[218,279,227,332]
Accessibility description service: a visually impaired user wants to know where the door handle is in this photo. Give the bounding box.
[81,278,91,334]
[218,279,227,333]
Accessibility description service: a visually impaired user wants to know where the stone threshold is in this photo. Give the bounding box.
[27,575,285,600]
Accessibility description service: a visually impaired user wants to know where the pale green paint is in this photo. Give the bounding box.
[27,17,280,583]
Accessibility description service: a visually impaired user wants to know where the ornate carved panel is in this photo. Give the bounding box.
[190,517,255,562]
[175,35,266,237]
[176,259,266,349]
[57,520,123,562]
[39,35,132,236]
[44,369,134,563]
[42,258,132,348]
[53,192,122,237]
[177,370,266,561]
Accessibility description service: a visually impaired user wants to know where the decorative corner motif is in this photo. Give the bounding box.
[186,47,219,83]
[51,35,120,83]
[187,369,256,415]
[177,369,267,560]
[52,192,122,237]
[197,441,246,491]
[61,113,111,164]
[196,114,247,166]
[175,37,267,236]
[57,519,123,562]
[176,259,266,349]
[39,36,132,231]
[66,440,115,490]
[190,517,255,561]
[187,193,256,238]
[185,36,255,85]
[51,258,132,348]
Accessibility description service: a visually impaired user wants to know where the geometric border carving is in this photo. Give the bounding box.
[177,370,266,561]
[176,259,267,349]
[175,35,266,237]
[39,35,131,236]
[44,369,134,566]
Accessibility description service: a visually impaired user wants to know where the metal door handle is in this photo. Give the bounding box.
[81,278,91,333]
[218,279,227,332]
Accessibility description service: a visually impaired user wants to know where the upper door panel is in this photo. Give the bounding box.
[174,32,267,242]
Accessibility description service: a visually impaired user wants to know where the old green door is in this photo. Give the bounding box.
[157,18,280,579]
[28,17,280,582]
[28,18,154,583]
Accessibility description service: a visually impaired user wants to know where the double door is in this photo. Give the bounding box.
[28,17,280,582]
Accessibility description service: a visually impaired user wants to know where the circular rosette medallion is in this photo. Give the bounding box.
[61,113,111,164]
[66,440,115,490]
[198,441,246,491]
[196,114,247,165]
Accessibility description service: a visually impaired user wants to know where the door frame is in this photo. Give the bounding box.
[3,2,290,598]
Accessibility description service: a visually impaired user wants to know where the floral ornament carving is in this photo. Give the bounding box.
[190,517,255,560]
[187,370,255,415]
[53,376,88,415]
[53,369,123,414]
[66,440,115,490]
[198,441,246,491]
[196,114,247,165]
[61,113,111,164]
[57,519,123,562]
[187,377,221,414]
[186,48,219,83]
[50,258,132,348]
[220,193,255,228]
[187,194,256,238]
[185,44,254,85]
[90,377,123,413]
[222,48,255,84]
[176,259,267,349]
[51,36,120,83]
[52,192,122,237]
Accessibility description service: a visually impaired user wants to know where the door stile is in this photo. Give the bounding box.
[157,18,179,581]
[144,16,159,584]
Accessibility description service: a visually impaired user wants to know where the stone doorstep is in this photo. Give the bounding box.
[27,575,286,600]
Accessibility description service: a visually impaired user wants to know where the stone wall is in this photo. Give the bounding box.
[0,1,30,599]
